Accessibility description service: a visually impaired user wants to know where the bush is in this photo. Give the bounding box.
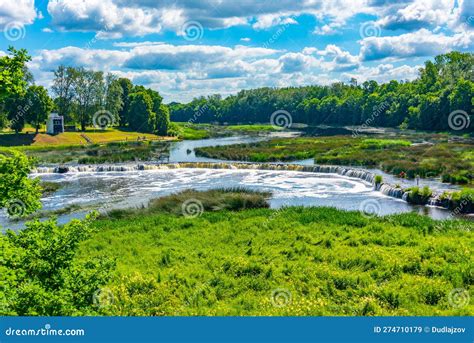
[0,214,114,315]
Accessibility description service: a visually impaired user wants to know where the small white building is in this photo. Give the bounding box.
[46,113,64,135]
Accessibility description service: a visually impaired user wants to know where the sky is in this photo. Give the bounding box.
[0,0,473,103]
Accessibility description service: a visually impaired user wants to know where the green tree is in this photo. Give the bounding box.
[0,47,31,103]
[73,68,104,131]
[104,74,123,125]
[117,78,133,127]
[25,85,54,134]
[155,103,170,135]
[128,92,154,132]
[0,215,114,315]
[4,95,27,133]
[0,150,41,217]
[52,65,77,123]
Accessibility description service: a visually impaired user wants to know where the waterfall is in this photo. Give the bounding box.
[31,161,450,210]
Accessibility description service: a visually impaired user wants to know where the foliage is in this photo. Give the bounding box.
[0,214,115,315]
[128,92,154,132]
[0,47,31,104]
[105,188,270,220]
[24,85,54,134]
[0,150,41,217]
[405,186,433,205]
[79,201,473,316]
[155,103,170,136]
[374,175,383,184]
[170,52,473,133]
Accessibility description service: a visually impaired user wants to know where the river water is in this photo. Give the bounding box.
[1,133,460,230]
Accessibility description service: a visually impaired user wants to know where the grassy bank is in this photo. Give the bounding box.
[0,128,171,147]
[172,123,282,140]
[195,136,473,185]
[7,141,171,164]
[77,190,473,316]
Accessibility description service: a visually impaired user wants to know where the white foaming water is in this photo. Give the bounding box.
[5,166,449,229]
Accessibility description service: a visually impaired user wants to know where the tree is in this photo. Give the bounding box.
[117,78,133,127]
[0,47,31,103]
[73,68,104,131]
[104,74,123,126]
[0,150,114,315]
[128,92,154,132]
[155,103,170,135]
[52,65,77,123]
[0,214,114,315]
[0,151,42,217]
[25,85,54,134]
[4,95,27,133]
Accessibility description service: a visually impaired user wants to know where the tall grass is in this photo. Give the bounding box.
[78,190,473,316]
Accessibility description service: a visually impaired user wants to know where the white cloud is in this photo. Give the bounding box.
[252,14,297,29]
[315,45,360,71]
[44,0,395,39]
[376,0,455,31]
[0,0,37,28]
[360,28,474,61]
[342,63,421,83]
[279,53,320,73]
[47,0,164,38]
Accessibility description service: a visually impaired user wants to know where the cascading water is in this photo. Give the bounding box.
[31,162,449,210]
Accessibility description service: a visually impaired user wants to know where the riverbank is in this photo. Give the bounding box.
[76,190,473,316]
[172,122,283,140]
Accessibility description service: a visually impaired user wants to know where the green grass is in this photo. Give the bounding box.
[171,123,211,140]
[0,128,170,147]
[172,122,282,140]
[104,188,271,219]
[195,136,473,185]
[77,190,474,316]
[3,141,171,164]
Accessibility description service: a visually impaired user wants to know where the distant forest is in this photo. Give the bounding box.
[170,52,473,132]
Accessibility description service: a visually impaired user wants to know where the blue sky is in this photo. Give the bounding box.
[1,0,473,102]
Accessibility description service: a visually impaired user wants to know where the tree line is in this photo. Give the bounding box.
[0,48,170,135]
[170,52,473,132]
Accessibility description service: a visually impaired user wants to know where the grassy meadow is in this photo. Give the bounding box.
[75,190,474,316]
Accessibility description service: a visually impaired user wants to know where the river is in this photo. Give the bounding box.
[0,133,460,230]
